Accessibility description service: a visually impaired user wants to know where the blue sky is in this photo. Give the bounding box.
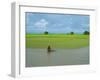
[26,12,89,34]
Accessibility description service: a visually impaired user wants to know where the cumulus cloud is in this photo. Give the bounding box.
[34,19,48,29]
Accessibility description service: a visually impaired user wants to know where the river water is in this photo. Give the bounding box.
[26,47,89,67]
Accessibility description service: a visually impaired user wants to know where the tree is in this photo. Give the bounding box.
[44,31,48,35]
[70,32,74,35]
[83,31,89,35]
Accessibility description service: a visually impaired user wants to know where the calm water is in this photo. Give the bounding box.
[26,47,89,67]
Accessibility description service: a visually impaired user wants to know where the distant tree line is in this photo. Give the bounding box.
[44,31,89,35]
[44,31,48,35]
[70,32,74,35]
[68,31,89,35]
[83,31,89,35]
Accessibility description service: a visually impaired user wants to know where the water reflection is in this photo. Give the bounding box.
[26,47,89,67]
[47,47,56,65]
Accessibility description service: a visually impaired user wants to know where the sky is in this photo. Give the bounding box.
[25,12,90,34]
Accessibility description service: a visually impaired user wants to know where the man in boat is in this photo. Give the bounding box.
[47,45,51,52]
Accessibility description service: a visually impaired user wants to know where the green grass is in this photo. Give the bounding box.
[26,34,89,48]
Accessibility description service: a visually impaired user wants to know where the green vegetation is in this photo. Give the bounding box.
[44,31,48,35]
[26,34,89,48]
[70,32,74,35]
[83,31,89,35]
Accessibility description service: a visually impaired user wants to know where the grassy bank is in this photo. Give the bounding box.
[26,34,89,48]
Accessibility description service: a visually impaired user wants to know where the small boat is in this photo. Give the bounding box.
[47,45,55,52]
[47,45,51,52]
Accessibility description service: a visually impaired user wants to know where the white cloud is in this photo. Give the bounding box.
[34,19,48,29]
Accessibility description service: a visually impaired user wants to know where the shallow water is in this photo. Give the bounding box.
[26,47,89,67]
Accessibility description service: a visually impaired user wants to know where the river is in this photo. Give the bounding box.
[26,47,89,67]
